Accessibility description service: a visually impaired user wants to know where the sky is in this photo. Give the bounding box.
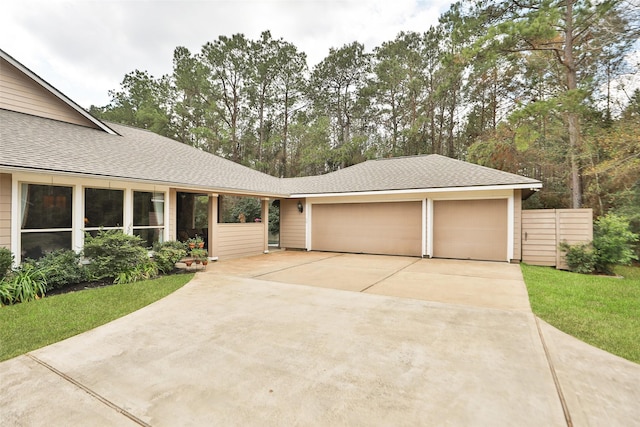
[1,0,454,109]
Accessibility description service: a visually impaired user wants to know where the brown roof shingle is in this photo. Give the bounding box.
[1,109,541,196]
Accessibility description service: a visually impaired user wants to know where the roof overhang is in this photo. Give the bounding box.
[0,165,289,199]
[290,182,543,199]
[0,49,118,136]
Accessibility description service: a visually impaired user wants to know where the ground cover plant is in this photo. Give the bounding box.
[0,274,193,362]
[0,232,190,306]
[522,263,640,364]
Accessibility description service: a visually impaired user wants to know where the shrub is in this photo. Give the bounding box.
[113,261,159,284]
[153,242,187,274]
[0,248,13,282]
[28,249,86,291]
[593,213,639,274]
[83,230,149,282]
[559,242,596,274]
[1,263,47,304]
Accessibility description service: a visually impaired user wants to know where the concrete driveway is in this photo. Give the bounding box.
[2,251,639,426]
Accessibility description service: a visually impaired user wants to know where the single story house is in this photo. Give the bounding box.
[0,48,542,264]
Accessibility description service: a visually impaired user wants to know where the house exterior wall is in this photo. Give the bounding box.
[217,224,265,259]
[0,173,11,250]
[0,58,97,128]
[280,198,306,249]
[513,190,522,261]
[522,209,593,268]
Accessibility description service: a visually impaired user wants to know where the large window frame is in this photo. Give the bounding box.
[13,175,170,261]
[132,191,166,248]
[19,183,73,260]
[83,187,125,236]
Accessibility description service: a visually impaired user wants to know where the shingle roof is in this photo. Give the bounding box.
[0,109,541,196]
[283,155,541,194]
[0,109,286,196]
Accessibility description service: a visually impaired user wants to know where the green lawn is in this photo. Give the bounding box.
[0,274,193,362]
[521,264,640,364]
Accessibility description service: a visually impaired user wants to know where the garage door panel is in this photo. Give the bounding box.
[312,202,422,256]
[433,199,507,262]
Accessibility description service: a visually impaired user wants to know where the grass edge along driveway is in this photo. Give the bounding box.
[522,264,640,364]
[0,274,194,362]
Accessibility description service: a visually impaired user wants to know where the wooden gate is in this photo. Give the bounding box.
[521,209,593,268]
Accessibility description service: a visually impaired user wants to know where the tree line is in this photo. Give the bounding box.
[90,0,639,223]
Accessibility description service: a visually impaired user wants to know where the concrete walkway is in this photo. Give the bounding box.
[1,251,638,426]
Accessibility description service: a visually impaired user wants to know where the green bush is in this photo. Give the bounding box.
[559,242,596,274]
[83,230,149,282]
[153,241,187,274]
[28,249,86,291]
[593,213,639,274]
[114,261,159,285]
[0,263,47,304]
[0,248,13,282]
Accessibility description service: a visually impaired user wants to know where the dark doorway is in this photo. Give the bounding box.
[176,192,209,249]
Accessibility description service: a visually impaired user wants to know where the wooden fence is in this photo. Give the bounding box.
[521,209,593,269]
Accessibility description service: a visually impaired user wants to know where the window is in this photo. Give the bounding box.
[218,195,262,223]
[84,188,124,236]
[20,183,72,260]
[133,191,165,247]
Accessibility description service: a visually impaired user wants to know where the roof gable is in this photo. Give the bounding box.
[0,49,116,134]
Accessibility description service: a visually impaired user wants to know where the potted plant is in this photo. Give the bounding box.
[190,248,207,265]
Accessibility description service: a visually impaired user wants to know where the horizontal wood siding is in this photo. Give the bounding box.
[217,224,265,259]
[556,209,594,269]
[0,57,96,128]
[522,209,593,268]
[0,174,11,249]
[280,198,306,249]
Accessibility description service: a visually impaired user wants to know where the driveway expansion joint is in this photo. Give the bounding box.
[359,257,422,293]
[534,317,573,427]
[26,354,150,427]
[251,252,343,278]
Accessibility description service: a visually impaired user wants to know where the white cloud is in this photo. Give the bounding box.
[1,0,453,108]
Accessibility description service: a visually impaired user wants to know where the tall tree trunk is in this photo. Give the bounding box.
[564,0,582,208]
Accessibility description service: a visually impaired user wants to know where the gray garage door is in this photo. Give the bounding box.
[312,202,422,256]
[433,199,508,262]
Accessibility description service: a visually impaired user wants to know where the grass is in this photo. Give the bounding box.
[0,274,193,362]
[521,264,640,364]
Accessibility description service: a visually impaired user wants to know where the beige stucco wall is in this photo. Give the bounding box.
[280,198,306,249]
[0,173,11,250]
[217,224,265,259]
[0,57,97,128]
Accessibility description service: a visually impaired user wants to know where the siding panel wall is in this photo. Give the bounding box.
[217,224,264,259]
[0,58,96,128]
[0,174,11,249]
[522,209,593,268]
[280,198,306,249]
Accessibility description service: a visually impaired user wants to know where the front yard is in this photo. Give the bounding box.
[0,274,193,362]
[522,264,640,364]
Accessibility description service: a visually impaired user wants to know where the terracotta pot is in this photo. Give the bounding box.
[188,243,195,249]
[184,260,193,267]
[198,242,204,249]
